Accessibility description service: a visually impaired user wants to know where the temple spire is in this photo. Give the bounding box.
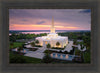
[52,16,54,28]
[50,16,55,33]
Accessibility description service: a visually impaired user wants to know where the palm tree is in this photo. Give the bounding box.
[35,40,39,45]
[56,42,60,47]
[46,43,51,54]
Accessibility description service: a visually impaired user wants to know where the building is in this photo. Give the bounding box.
[35,17,68,48]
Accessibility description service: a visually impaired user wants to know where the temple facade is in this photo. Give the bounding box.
[35,17,68,48]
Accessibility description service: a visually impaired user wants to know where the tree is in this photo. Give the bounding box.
[80,42,84,50]
[18,46,23,54]
[10,42,14,51]
[46,43,51,55]
[56,42,60,47]
[22,44,26,48]
[83,51,90,63]
[42,54,53,63]
[35,40,39,45]
[80,45,84,50]
[46,43,51,49]
[83,36,90,50]
[73,39,77,45]
[75,49,81,56]
[9,33,16,42]
[31,42,35,47]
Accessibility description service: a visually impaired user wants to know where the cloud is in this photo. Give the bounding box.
[36,21,45,24]
[21,19,28,21]
[9,9,91,30]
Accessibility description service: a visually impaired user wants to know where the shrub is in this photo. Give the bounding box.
[75,49,81,56]
[44,50,51,54]
[35,45,42,47]
[18,46,23,51]
[59,50,63,53]
[44,50,58,54]
[69,50,74,55]
[56,42,60,47]
[46,43,51,49]
[10,42,14,49]
[35,40,39,44]
[51,47,65,50]
[64,51,69,54]
[31,42,35,47]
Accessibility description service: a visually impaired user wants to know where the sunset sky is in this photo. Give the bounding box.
[9,9,91,30]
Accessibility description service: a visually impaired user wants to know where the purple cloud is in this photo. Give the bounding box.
[9,9,91,30]
[36,21,45,24]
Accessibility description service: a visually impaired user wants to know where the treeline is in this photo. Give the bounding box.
[58,31,90,40]
[9,33,47,42]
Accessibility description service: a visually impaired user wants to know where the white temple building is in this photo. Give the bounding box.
[35,17,68,48]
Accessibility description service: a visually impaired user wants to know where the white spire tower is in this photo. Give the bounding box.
[50,16,55,33]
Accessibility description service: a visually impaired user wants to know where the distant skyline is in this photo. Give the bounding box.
[9,9,91,30]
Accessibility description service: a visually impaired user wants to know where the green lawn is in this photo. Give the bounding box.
[9,52,42,64]
[10,42,24,49]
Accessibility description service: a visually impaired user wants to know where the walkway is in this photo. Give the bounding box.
[77,44,86,51]
[73,44,86,51]
[24,51,44,59]
[63,41,73,52]
[24,47,46,59]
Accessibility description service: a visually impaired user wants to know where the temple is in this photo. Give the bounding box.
[35,17,68,48]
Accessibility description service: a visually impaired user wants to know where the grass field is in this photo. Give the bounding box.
[9,52,42,64]
[10,42,24,49]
